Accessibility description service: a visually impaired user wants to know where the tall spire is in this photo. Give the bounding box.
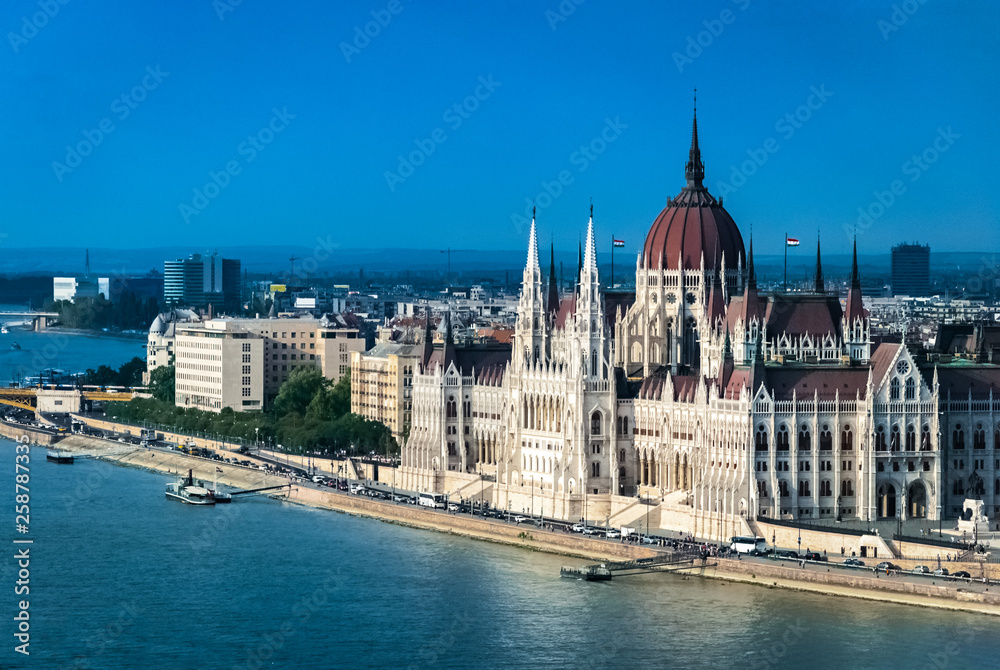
[845,236,865,324]
[814,234,824,294]
[526,206,539,271]
[578,239,583,276]
[849,236,860,290]
[583,204,598,273]
[746,236,757,290]
[547,242,559,313]
[685,88,705,189]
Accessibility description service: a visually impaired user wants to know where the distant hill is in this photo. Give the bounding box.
[0,246,991,282]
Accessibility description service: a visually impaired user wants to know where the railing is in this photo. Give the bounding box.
[756,515,870,537]
[892,533,972,551]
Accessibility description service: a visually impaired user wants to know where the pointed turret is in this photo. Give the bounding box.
[526,209,539,271]
[814,235,825,293]
[706,269,725,328]
[578,240,583,277]
[421,309,434,366]
[583,205,598,275]
[718,328,734,397]
[442,310,456,368]
[845,237,865,323]
[684,90,705,189]
[547,243,559,315]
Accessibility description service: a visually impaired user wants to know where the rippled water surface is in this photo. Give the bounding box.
[0,446,996,669]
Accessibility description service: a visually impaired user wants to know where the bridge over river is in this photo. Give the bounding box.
[0,311,59,331]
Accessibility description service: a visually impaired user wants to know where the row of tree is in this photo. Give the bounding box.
[44,292,160,332]
[81,356,147,388]
[110,366,398,456]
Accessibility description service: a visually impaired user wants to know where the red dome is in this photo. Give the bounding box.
[642,109,745,272]
[642,190,745,271]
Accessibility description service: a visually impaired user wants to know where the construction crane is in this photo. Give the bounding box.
[439,248,472,287]
[288,255,301,279]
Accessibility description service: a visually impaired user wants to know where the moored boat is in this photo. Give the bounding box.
[165,482,216,505]
[47,452,74,464]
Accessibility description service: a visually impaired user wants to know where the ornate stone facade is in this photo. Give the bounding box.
[398,110,1000,538]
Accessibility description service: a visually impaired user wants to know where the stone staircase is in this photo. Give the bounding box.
[607,497,662,533]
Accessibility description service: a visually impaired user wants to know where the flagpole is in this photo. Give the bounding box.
[783,231,787,293]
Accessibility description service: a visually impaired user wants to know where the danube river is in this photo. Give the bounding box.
[1,332,997,668]
[0,326,145,384]
[1,447,998,669]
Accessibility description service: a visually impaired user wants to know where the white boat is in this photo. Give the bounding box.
[1,327,8,334]
[164,470,221,505]
[165,482,216,505]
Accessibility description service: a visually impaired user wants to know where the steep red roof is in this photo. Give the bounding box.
[554,294,577,329]
[764,295,844,339]
[764,367,870,400]
[869,342,901,389]
[936,366,1000,398]
[604,290,635,329]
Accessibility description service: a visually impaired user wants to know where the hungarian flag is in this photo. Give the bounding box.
[613,239,625,248]
[786,238,799,247]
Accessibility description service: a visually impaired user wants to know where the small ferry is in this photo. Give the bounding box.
[165,470,217,505]
[0,326,8,334]
[165,482,216,505]
[47,452,74,464]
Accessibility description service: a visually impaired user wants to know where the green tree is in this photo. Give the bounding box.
[272,367,328,418]
[148,365,175,402]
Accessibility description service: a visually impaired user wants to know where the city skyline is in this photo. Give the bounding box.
[4,1,998,257]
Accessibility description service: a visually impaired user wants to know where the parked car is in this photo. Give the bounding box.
[570,523,586,533]
[582,527,601,536]
[776,550,799,560]
[933,567,949,577]
[512,515,527,524]
[448,503,460,512]
[844,558,865,567]
[953,571,971,579]
[912,565,930,574]
[876,562,900,571]
[605,529,621,539]
[803,552,824,562]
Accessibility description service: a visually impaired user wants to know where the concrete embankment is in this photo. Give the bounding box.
[44,436,1000,615]
[53,437,656,564]
[678,558,1000,616]
[0,420,61,445]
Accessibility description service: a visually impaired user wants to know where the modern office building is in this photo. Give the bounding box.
[153,313,366,410]
[164,253,241,312]
[53,276,111,303]
[891,243,930,297]
[174,320,264,412]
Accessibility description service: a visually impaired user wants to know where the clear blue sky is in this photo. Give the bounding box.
[2,0,997,258]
